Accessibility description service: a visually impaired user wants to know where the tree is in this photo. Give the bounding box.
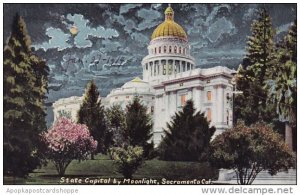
[3,13,49,177]
[235,8,278,126]
[41,118,97,176]
[77,80,108,158]
[159,100,215,161]
[265,21,297,150]
[210,121,295,185]
[109,146,144,179]
[125,96,153,157]
[57,110,72,120]
[106,104,127,147]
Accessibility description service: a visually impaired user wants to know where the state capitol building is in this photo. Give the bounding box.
[53,5,236,146]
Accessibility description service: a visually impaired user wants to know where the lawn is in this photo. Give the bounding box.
[4,154,218,185]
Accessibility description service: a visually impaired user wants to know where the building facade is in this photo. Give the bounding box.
[53,5,235,146]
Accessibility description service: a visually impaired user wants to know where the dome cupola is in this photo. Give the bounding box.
[142,4,195,83]
[151,4,187,41]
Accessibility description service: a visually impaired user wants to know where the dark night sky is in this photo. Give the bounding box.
[3,3,296,124]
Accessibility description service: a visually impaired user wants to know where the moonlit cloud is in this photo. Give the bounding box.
[136,8,162,31]
[66,14,119,48]
[207,17,236,43]
[277,23,292,34]
[120,4,143,14]
[33,27,72,51]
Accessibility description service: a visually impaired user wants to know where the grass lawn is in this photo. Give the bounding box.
[4,154,218,185]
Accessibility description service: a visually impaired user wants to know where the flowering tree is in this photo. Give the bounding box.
[41,117,97,176]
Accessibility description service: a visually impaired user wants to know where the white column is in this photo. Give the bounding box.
[164,92,170,128]
[217,85,225,124]
[180,61,183,73]
[169,91,177,118]
[214,85,225,125]
[158,61,160,75]
[193,87,202,112]
[212,86,218,124]
[187,88,192,100]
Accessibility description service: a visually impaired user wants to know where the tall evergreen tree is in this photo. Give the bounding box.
[77,80,108,158]
[106,104,127,147]
[125,96,153,157]
[266,20,297,150]
[159,100,216,162]
[235,8,278,126]
[4,14,49,177]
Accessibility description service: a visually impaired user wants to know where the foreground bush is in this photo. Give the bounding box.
[210,121,295,184]
[109,146,144,179]
[41,117,97,176]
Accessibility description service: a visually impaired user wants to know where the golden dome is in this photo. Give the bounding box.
[151,5,187,41]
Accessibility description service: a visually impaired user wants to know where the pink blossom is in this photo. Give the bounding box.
[41,117,97,161]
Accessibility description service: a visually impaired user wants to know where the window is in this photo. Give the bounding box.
[168,64,173,75]
[207,108,212,122]
[145,63,148,70]
[150,62,153,76]
[169,46,172,53]
[164,46,167,53]
[139,96,143,98]
[126,96,130,99]
[155,48,157,54]
[179,47,181,54]
[115,97,118,100]
[175,60,180,74]
[168,60,173,75]
[183,48,186,55]
[155,61,159,75]
[162,60,167,75]
[174,46,177,53]
[151,106,154,114]
[207,91,212,101]
[159,47,161,53]
[181,95,186,106]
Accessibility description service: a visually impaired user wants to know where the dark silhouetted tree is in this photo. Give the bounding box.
[235,8,278,126]
[4,14,49,177]
[125,96,153,157]
[265,20,297,150]
[77,80,109,158]
[159,100,215,161]
[106,104,127,147]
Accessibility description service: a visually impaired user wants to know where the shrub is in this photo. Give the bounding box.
[109,145,144,179]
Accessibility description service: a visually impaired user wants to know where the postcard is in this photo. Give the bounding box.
[2,2,297,192]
